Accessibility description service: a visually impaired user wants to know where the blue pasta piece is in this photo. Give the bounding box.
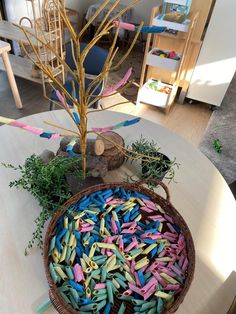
[69,280,85,293]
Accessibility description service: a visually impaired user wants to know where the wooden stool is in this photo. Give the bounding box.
[0,40,23,109]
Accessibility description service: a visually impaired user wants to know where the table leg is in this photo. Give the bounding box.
[1,52,23,109]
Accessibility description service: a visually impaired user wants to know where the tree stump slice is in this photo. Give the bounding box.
[98,131,125,170]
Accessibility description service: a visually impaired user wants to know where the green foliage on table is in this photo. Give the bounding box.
[212,139,222,154]
[127,136,179,182]
[2,155,84,254]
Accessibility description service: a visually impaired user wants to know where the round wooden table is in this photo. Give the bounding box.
[0,110,235,314]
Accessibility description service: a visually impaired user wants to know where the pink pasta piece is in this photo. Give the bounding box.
[143,284,157,300]
[94,283,106,290]
[128,283,143,296]
[140,277,157,294]
[73,264,85,282]
[113,20,136,31]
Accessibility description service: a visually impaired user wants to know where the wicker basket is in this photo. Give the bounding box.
[44,179,195,314]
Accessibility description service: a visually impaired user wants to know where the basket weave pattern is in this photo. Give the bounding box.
[44,179,195,314]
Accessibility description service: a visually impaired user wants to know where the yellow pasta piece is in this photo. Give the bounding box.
[69,249,76,265]
[112,278,120,289]
[71,237,77,250]
[134,214,142,222]
[86,287,91,299]
[125,272,136,285]
[107,264,120,272]
[64,217,68,229]
[112,211,119,222]
[85,219,96,225]
[156,257,173,262]
[82,253,91,266]
[59,245,68,263]
[155,291,173,300]
[96,243,117,250]
[80,258,87,272]
[75,219,79,230]
[103,227,111,237]
[68,233,75,247]
[84,275,92,288]
[142,244,157,255]
[135,198,145,206]
[106,255,116,271]
[100,218,105,235]
[88,243,97,259]
[160,273,178,285]
[54,267,68,281]
[90,261,99,270]
[135,257,149,270]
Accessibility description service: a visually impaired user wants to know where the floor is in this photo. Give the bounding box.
[0,44,212,147]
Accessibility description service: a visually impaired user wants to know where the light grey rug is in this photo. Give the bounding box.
[199,72,236,184]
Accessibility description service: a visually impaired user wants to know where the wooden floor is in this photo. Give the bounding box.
[0,71,211,146]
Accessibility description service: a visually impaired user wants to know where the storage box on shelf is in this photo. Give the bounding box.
[138,5,199,112]
[153,15,190,32]
[146,48,181,71]
[137,79,177,109]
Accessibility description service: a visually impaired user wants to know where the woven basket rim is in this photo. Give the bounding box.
[44,180,195,314]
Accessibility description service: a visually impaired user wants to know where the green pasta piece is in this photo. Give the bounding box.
[157,297,164,314]
[118,302,126,314]
[93,255,107,262]
[49,262,59,284]
[82,232,90,243]
[65,247,72,264]
[68,294,79,310]
[115,277,128,289]
[79,303,97,311]
[91,269,101,277]
[69,288,79,302]
[49,236,56,255]
[93,288,107,296]
[143,271,152,281]
[114,273,126,282]
[132,299,146,305]
[101,265,107,282]
[62,230,70,245]
[92,294,107,302]
[90,278,96,291]
[117,295,133,301]
[68,222,73,232]
[106,280,114,305]
[112,249,125,262]
[65,266,74,280]
[59,291,71,305]
[147,308,156,314]
[129,248,143,256]
[96,299,107,312]
[140,300,157,311]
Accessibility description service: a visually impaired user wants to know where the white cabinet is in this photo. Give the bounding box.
[187,0,236,106]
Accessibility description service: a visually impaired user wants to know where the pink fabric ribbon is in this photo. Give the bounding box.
[103,67,132,96]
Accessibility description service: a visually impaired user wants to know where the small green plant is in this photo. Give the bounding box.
[212,139,222,154]
[127,136,179,182]
[2,155,84,254]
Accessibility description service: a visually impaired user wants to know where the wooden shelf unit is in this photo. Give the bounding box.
[138,0,214,112]
[138,4,198,112]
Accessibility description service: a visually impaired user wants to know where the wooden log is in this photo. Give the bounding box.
[59,137,104,155]
[98,131,125,170]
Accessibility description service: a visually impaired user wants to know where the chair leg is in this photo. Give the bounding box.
[49,101,54,111]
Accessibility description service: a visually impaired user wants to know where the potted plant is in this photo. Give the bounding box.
[128,136,179,182]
